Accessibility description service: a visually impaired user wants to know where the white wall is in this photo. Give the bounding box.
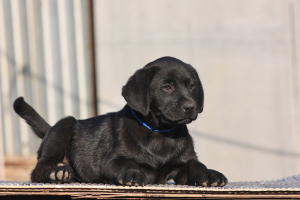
[94,0,300,182]
[0,0,94,156]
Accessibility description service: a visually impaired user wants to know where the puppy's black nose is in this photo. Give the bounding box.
[182,102,195,113]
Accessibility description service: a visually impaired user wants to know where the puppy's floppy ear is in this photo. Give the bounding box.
[191,67,204,113]
[122,67,158,116]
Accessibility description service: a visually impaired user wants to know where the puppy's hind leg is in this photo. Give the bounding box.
[31,116,76,183]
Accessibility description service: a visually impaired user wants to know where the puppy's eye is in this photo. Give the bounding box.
[162,84,172,91]
[189,83,195,90]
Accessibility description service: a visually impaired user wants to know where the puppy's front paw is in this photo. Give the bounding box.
[117,169,148,186]
[192,169,228,187]
[46,163,73,183]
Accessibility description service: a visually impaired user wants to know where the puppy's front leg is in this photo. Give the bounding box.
[175,160,228,187]
[104,159,149,186]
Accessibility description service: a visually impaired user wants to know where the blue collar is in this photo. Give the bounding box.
[130,108,176,133]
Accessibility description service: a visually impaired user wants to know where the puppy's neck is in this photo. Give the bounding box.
[133,109,176,132]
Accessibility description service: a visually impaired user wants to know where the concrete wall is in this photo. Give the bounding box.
[94,0,300,181]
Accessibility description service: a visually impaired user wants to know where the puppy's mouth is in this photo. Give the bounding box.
[176,115,198,124]
[162,114,198,125]
[176,118,194,124]
[151,107,198,125]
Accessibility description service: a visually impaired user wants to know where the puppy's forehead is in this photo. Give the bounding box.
[153,63,196,83]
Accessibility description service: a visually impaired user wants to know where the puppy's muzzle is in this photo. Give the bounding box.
[182,102,195,114]
[179,101,198,123]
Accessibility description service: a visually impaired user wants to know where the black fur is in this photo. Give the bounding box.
[13,56,227,186]
[13,97,50,138]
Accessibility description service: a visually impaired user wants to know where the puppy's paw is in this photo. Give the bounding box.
[46,163,73,183]
[117,169,148,186]
[192,169,228,187]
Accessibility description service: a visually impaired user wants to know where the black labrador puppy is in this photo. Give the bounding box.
[13,56,227,187]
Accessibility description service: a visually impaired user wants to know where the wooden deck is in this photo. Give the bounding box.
[0,175,300,199]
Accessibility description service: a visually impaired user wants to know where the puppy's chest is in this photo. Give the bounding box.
[142,136,184,164]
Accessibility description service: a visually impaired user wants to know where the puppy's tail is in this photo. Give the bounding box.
[13,97,51,139]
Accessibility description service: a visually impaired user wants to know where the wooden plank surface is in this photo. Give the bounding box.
[1,174,300,199]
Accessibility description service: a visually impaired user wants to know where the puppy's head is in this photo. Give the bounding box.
[122,57,204,126]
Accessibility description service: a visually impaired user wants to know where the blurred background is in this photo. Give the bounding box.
[0,0,300,182]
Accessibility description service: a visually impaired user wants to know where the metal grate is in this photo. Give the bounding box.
[0,175,300,199]
[1,175,300,190]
